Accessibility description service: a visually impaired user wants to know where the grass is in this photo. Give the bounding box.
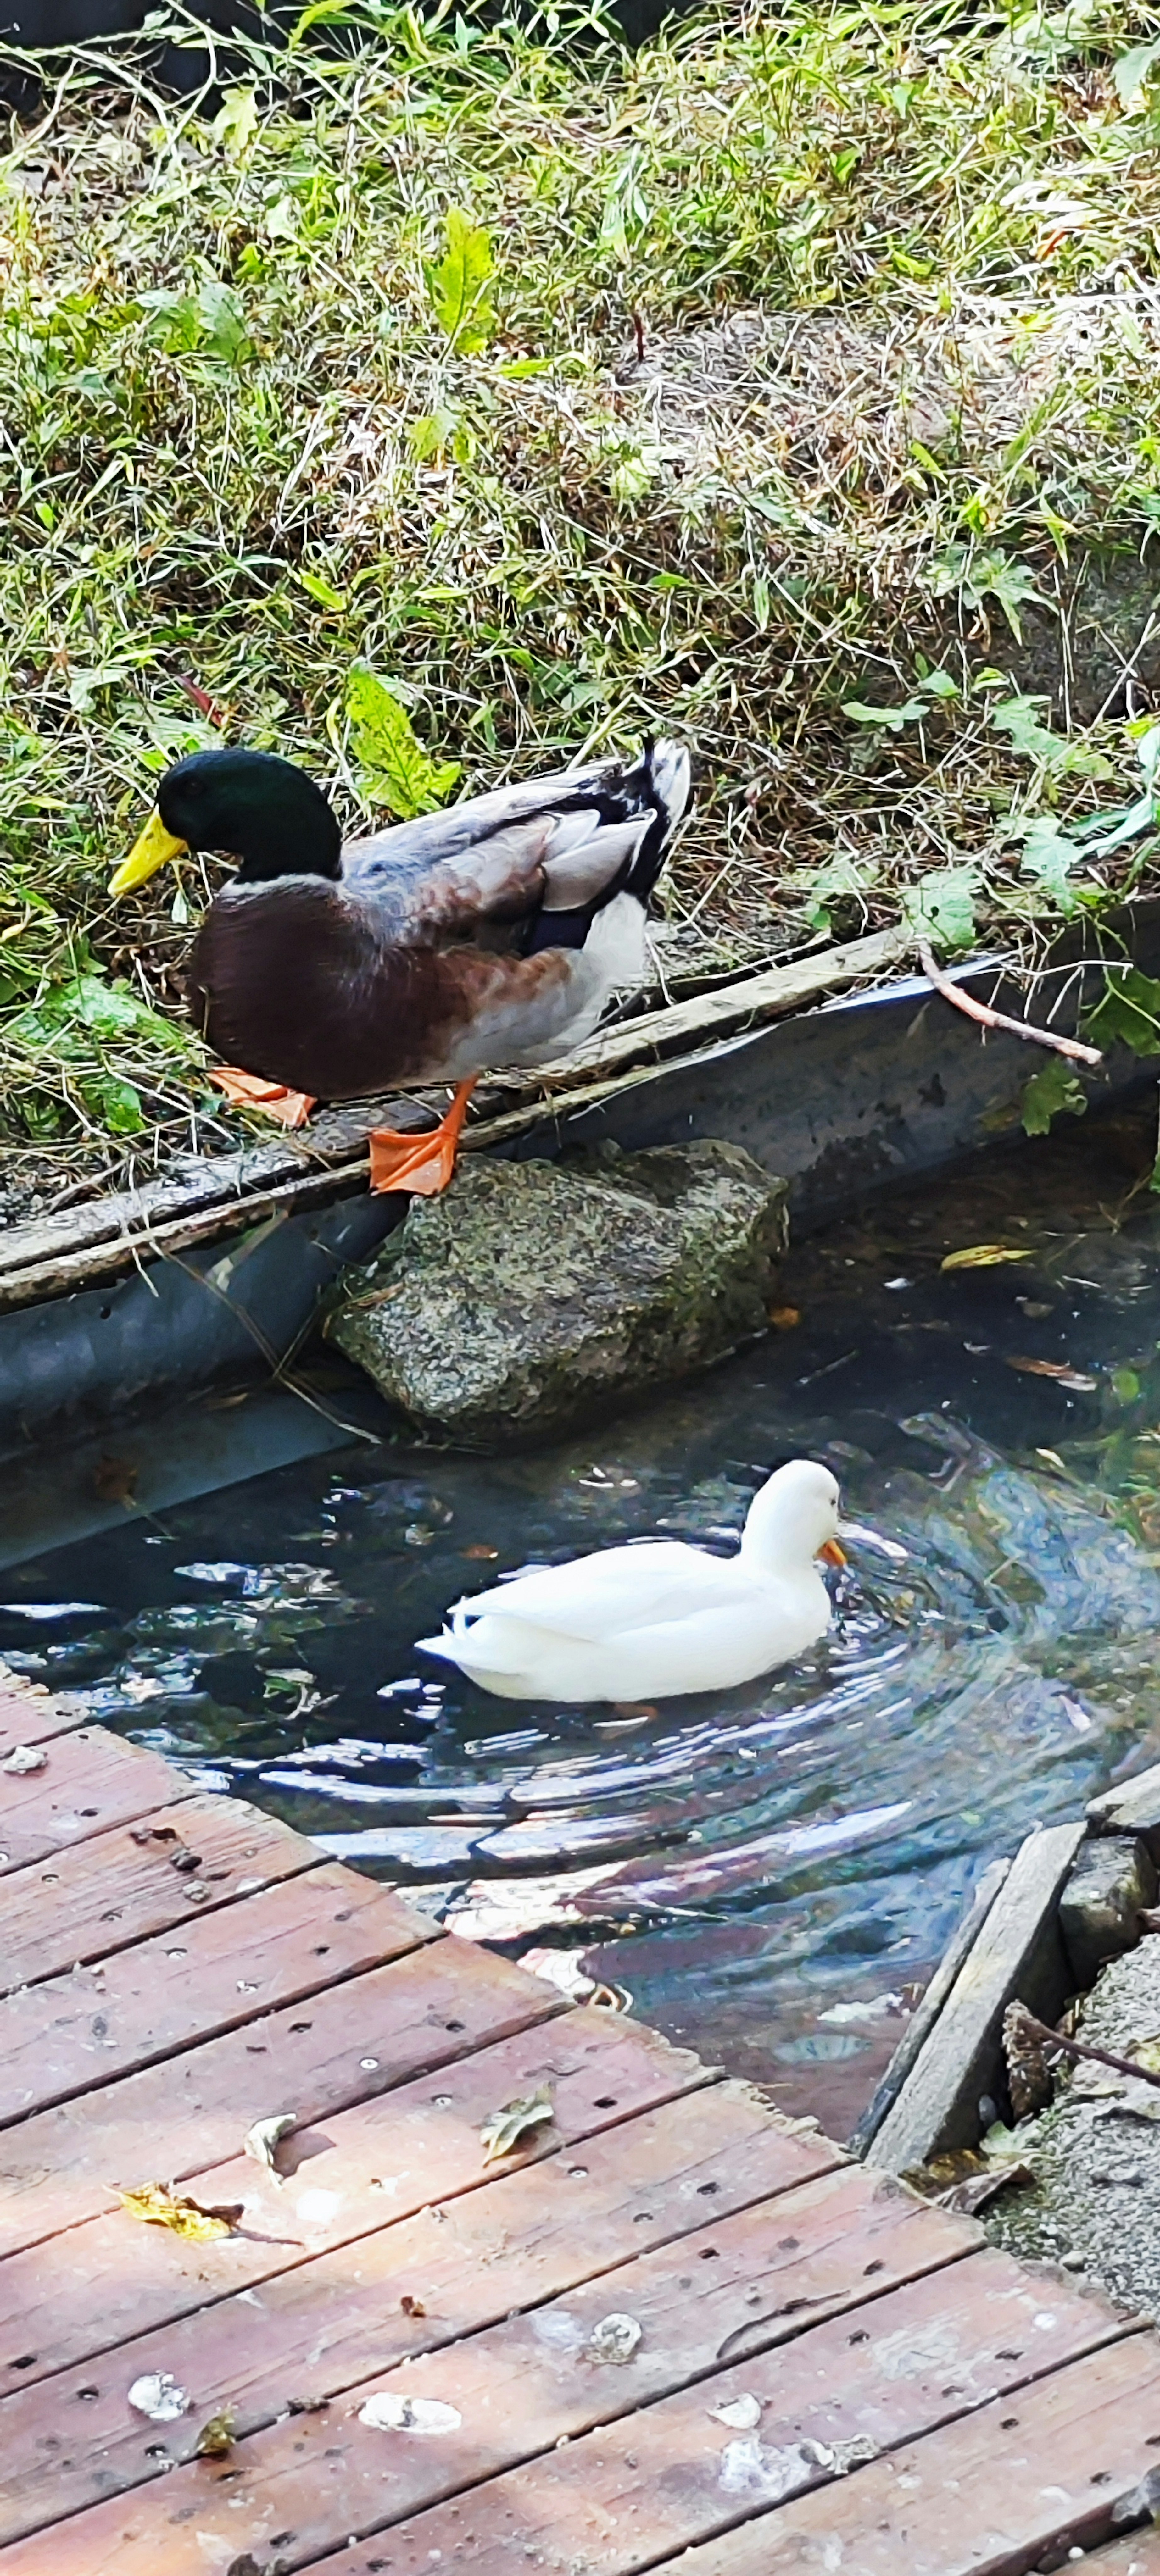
[5,0,1160,1206]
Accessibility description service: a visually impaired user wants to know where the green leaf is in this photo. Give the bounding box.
[991,695,1061,763]
[1015,815,1084,915]
[1113,39,1160,104]
[1085,965,1160,1057]
[424,209,495,356]
[1112,1367,1141,1402]
[77,1070,146,1133]
[297,570,347,612]
[800,853,877,934]
[138,282,249,364]
[929,545,1043,641]
[842,696,930,731]
[901,865,979,951]
[408,407,459,462]
[212,86,259,159]
[1020,1057,1088,1135]
[345,664,461,821]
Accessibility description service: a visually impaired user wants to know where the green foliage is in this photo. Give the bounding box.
[930,547,1043,642]
[5,969,199,1137]
[901,866,979,952]
[424,211,496,357]
[137,282,250,364]
[1014,817,1085,915]
[1020,1057,1089,1135]
[2,0,1160,1174]
[1085,966,1160,1057]
[345,665,461,821]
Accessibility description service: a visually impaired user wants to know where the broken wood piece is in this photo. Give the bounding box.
[865,1821,1084,2173]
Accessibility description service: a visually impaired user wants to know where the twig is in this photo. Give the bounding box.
[917,941,1103,1067]
[1008,2002,1160,2097]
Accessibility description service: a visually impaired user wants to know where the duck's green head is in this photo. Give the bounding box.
[109,748,343,898]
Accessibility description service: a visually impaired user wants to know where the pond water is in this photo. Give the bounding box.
[7,1102,1160,2143]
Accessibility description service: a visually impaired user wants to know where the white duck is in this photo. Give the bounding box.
[416,1459,845,1704]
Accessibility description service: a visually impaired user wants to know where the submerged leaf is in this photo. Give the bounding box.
[118,2183,243,2241]
[1006,1356,1099,1392]
[479,2084,555,2164]
[940,1245,1034,1272]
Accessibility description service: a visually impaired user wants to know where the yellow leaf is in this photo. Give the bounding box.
[118,2182,242,2240]
[193,2406,237,2457]
[940,1245,1035,1272]
[479,2084,555,2165]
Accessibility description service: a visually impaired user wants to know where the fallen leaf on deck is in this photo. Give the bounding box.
[479,2083,555,2164]
[937,2162,1035,2215]
[711,2392,763,2430]
[941,1245,1034,1271]
[400,2293,426,2318]
[118,2183,243,2240]
[128,2370,191,2422]
[1,1745,47,1774]
[244,2112,297,2180]
[192,2405,236,2456]
[585,2312,643,2364]
[359,2392,462,2434]
[1006,1356,1099,1392]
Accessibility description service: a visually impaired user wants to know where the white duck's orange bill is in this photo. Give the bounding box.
[818,1538,847,1566]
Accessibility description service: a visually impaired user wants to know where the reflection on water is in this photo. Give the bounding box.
[8,1106,1160,2141]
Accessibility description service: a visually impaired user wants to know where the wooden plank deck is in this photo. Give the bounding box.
[1,1678,1157,2576]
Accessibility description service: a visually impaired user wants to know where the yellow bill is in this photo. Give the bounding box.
[109,809,188,898]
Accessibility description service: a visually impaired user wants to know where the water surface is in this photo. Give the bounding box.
[8,1105,1160,2140]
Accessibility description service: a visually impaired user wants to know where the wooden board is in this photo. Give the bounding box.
[1085,2539,1160,2573]
[0,1862,427,2122]
[290,2246,1134,2576]
[0,2082,854,2541]
[14,2240,1127,2576]
[0,1687,85,1753]
[0,1933,555,2262]
[868,1820,1086,2170]
[0,1795,321,1995]
[0,1727,192,1874]
[628,2329,1160,2576]
[0,2014,727,2396]
[0,2019,825,2401]
[0,1706,1156,2576]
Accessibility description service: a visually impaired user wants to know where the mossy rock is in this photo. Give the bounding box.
[325,1139,788,1451]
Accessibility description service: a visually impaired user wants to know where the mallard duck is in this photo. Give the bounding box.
[416,1459,846,1703]
[109,740,690,1192]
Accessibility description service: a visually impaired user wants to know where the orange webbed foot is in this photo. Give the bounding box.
[368,1080,477,1196]
[209,1069,316,1130]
